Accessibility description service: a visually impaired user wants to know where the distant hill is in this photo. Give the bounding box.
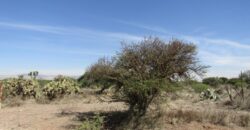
[0,74,80,80]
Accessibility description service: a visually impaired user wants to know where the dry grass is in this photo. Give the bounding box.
[2,96,25,107]
[233,92,250,110]
[164,109,250,128]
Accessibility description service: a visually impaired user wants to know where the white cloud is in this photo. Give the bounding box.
[0,21,142,41]
[0,22,66,34]
[199,51,250,67]
[115,20,177,35]
[192,37,250,50]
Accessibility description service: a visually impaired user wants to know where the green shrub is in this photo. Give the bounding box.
[78,57,121,93]
[219,77,228,84]
[202,77,222,87]
[78,114,104,130]
[192,83,210,93]
[228,78,247,88]
[38,79,51,87]
[240,70,250,85]
[2,77,40,98]
[43,76,80,100]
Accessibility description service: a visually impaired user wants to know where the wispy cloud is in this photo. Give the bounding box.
[183,36,250,50]
[199,51,250,67]
[115,20,177,35]
[116,20,250,50]
[0,22,66,34]
[0,21,142,41]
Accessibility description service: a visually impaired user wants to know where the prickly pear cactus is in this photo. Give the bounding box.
[2,77,39,98]
[43,76,80,100]
[200,88,218,100]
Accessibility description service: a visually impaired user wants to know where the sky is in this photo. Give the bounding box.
[0,0,250,78]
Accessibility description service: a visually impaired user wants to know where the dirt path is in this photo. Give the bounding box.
[0,102,125,130]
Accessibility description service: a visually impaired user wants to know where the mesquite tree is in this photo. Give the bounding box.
[82,37,207,115]
[116,38,206,114]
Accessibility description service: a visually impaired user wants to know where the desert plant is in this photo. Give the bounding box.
[78,114,104,130]
[165,109,250,127]
[240,70,250,85]
[83,37,207,116]
[2,77,40,98]
[191,83,209,93]
[219,77,228,84]
[37,79,51,87]
[43,76,80,100]
[202,77,223,87]
[79,57,121,93]
[200,88,218,100]
[225,71,249,107]
[115,38,207,115]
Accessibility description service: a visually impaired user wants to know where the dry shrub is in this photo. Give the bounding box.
[223,87,250,110]
[237,114,250,127]
[165,109,250,127]
[232,91,250,110]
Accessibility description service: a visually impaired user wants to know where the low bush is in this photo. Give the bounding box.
[191,83,209,93]
[43,76,80,100]
[2,77,40,99]
[78,114,104,130]
[230,89,250,110]
[202,77,222,87]
[38,79,51,87]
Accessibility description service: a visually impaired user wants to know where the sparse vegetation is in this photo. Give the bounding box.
[2,76,40,99]
[43,75,80,100]
[165,109,250,127]
[1,38,250,130]
[202,77,223,87]
[78,114,104,130]
[191,82,210,93]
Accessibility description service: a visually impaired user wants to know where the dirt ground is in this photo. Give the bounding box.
[0,101,125,130]
[0,91,249,130]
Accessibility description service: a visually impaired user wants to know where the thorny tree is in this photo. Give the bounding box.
[81,37,207,115]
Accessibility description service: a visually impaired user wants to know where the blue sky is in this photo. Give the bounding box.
[0,0,250,77]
